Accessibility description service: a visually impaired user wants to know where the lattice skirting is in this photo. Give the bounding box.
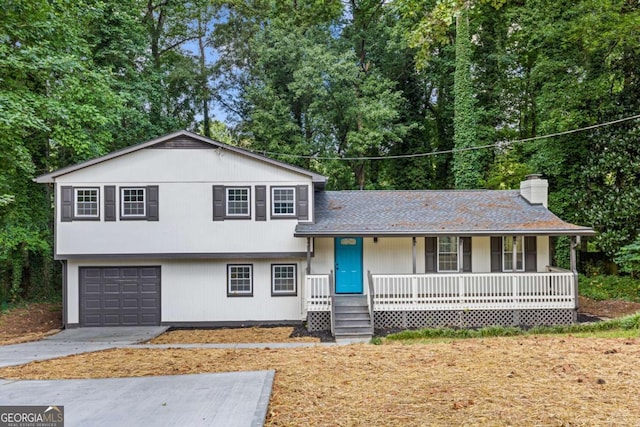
[373,309,577,329]
[307,311,331,331]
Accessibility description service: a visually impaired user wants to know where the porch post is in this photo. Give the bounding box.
[306,237,311,275]
[570,235,579,310]
[512,236,518,305]
[412,237,417,274]
[512,236,518,273]
[458,237,464,272]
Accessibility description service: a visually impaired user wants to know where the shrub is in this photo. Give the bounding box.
[579,274,640,302]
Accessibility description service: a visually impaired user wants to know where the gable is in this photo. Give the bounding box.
[35,131,326,185]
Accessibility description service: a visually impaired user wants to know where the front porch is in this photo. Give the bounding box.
[305,270,578,332]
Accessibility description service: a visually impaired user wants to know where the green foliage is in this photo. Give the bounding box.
[385,312,640,341]
[579,274,640,302]
[452,7,484,189]
[614,237,640,277]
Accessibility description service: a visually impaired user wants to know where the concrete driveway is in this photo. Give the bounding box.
[0,371,274,427]
[0,326,169,368]
[0,327,274,426]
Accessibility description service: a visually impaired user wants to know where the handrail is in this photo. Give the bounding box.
[367,270,375,335]
[329,270,335,336]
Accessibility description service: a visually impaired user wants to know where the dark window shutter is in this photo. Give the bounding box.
[104,186,116,221]
[61,186,73,222]
[490,236,502,272]
[525,236,537,272]
[255,186,266,221]
[296,185,309,220]
[213,185,225,221]
[462,237,472,272]
[425,237,437,273]
[146,185,159,221]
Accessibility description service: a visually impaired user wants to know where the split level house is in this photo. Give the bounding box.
[36,131,594,340]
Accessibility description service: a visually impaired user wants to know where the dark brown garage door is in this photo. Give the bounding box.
[79,267,161,326]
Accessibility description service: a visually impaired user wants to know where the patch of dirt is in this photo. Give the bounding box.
[149,325,322,344]
[1,336,639,426]
[0,303,62,345]
[579,296,640,319]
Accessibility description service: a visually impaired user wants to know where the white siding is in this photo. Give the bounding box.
[364,237,424,274]
[57,148,310,184]
[56,149,314,256]
[310,238,334,275]
[67,258,304,325]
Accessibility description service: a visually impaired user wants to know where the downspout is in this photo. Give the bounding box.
[306,237,311,275]
[58,260,67,328]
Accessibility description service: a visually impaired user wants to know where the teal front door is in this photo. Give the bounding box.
[334,237,363,294]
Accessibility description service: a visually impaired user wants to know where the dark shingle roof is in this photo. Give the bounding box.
[295,190,593,236]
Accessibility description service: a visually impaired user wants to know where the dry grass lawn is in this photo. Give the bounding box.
[149,326,319,344]
[1,336,639,426]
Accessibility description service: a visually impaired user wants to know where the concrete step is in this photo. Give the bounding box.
[336,311,371,320]
[335,319,372,328]
[333,295,368,306]
[334,305,369,314]
[334,326,373,336]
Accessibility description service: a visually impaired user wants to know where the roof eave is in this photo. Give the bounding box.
[294,228,596,238]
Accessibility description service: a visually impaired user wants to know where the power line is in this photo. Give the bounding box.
[249,113,640,161]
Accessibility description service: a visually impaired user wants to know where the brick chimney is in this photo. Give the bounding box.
[520,174,548,207]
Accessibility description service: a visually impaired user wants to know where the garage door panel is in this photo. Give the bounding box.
[83,315,102,326]
[103,283,120,293]
[84,298,102,309]
[103,298,121,309]
[140,268,160,278]
[79,266,160,327]
[121,268,140,278]
[83,268,102,279]
[103,268,122,278]
[83,283,101,294]
[122,298,139,308]
[121,282,139,293]
[140,314,159,325]
[140,283,158,293]
[141,298,158,308]
[121,314,140,325]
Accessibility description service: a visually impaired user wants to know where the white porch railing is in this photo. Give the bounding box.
[371,272,575,311]
[305,274,331,311]
[305,272,576,312]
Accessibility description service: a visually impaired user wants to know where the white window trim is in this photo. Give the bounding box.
[225,187,250,217]
[271,187,296,217]
[271,264,297,296]
[503,236,525,272]
[74,187,99,218]
[437,236,459,273]
[227,264,253,296]
[121,187,146,218]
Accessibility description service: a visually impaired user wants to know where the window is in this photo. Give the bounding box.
[121,188,146,217]
[74,188,99,218]
[227,264,253,296]
[272,187,295,216]
[438,236,458,272]
[272,264,297,296]
[503,236,524,271]
[226,187,250,217]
